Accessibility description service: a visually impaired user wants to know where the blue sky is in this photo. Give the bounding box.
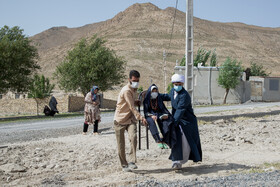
[0,0,279,36]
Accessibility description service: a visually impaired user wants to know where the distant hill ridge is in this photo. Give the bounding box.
[31,3,280,97]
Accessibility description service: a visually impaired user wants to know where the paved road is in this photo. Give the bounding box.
[0,112,116,144]
[0,113,114,133]
[1,102,280,144]
[194,101,280,114]
[2,101,280,133]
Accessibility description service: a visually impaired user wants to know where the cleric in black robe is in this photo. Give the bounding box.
[143,84,176,149]
[161,74,202,169]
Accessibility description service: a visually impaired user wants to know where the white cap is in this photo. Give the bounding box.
[151,85,158,91]
[171,74,185,83]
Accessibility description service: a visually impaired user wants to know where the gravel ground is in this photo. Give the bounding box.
[1,106,280,186]
[137,171,280,186]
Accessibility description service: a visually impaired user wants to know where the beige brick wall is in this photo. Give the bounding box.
[68,96,85,112]
[68,96,117,112]
[102,98,117,109]
[0,95,117,117]
[0,95,68,116]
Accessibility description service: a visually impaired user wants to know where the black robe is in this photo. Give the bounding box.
[143,84,176,148]
[49,96,58,112]
[161,87,202,162]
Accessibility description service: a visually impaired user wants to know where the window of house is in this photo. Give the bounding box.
[269,79,279,91]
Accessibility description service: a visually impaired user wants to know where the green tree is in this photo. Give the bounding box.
[180,55,186,66]
[137,86,143,93]
[210,49,217,67]
[250,62,269,77]
[28,74,55,115]
[0,25,40,94]
[167,82,174,94]
[218,57,243,104]
[180,47,216,67]
[54,36,126,96]
[194,48,211,67]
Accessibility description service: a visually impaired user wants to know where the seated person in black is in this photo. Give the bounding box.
[143,84,174,149]
[43,105,57,116]
[43,105,51,116]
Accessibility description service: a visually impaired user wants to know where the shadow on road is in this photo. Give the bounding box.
[134,163,250,175]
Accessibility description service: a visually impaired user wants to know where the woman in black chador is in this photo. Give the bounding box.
[143,84,175,149]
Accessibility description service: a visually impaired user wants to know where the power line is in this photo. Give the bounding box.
[168,0,179,50]
[163,0,179,92]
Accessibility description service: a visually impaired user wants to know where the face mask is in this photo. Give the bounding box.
[174,85,183,92]
[151,92,158,99]
[131,81,139,88]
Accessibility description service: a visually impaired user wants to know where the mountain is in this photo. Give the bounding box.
[31,3,280,99]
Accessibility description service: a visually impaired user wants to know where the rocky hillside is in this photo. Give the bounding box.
[31,3,280,99]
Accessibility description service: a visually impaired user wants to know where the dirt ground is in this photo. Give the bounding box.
[0,106,280,186]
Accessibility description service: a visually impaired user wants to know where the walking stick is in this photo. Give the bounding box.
[138,91,149,150]
[154,120,163,139]
[138,101,141,150]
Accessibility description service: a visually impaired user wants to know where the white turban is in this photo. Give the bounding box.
[171,74,185,83]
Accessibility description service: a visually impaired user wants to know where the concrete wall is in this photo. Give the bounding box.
[249,76,264,101]
[250,76,280,102]
[263,77,280,101]
[174,66,251,104]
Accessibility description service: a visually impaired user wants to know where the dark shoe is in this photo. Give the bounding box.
[128,162,138,169]
[122,165,132,172]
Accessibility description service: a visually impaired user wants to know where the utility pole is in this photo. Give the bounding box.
[185,0,194,103]
[163,50,167,92]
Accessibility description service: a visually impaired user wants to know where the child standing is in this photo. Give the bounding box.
[83,86,101,135]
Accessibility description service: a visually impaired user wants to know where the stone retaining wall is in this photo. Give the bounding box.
[0,95,69,116]
[68,96,85,112]
[0,95,117,117]
[102,98,117,110]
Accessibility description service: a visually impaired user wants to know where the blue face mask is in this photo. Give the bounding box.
[174,85,183,92]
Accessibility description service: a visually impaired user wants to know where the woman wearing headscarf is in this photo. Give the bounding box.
[83,86,101,135]
[161,74,202,169]
[143,84,175,149]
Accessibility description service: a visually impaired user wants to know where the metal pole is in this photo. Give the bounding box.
[185,0,194,103]
[208,67,213,105]
[163,50,167,93]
